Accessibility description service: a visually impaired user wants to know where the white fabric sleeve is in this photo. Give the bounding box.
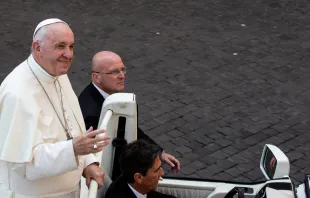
[25,140,79,180]
[84,153,99,168]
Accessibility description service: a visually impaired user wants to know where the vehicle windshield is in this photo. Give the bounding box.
[1,0,308,187]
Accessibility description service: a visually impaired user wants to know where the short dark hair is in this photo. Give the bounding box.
[119,139,163,183]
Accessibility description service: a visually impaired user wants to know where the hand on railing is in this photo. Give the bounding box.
[83,163,105,189]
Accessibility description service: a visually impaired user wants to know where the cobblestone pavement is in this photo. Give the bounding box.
[1,0,310,184]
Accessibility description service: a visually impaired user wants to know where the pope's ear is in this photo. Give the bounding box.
[32,41,40,52]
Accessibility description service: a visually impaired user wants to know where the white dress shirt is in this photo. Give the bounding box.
[128,184,147,198]
[92,82,110,99]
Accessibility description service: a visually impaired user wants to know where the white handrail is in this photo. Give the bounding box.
[88,110,113,198]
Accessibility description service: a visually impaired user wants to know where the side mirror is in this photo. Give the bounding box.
[260,144,290,180]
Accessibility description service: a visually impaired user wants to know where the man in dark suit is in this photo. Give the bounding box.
[105,139,177,198]
[78,51,180,174]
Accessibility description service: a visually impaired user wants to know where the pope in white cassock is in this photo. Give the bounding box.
[0,19,111,197]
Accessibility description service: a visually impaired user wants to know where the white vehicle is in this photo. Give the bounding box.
[85,93,310,198]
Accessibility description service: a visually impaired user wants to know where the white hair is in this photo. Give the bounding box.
[33,25,50,42]
[31,25,51,53]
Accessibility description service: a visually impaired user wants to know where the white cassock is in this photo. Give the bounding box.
[0,55,98,198]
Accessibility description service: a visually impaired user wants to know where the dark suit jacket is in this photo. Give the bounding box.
[78,83,158,145]
[105,175,176,198]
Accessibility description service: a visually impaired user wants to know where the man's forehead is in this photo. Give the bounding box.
[99,60,124,71]
[49,37,75,45]
[46,24,74,44]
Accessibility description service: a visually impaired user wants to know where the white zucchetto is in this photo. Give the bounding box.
[33,18,67,39]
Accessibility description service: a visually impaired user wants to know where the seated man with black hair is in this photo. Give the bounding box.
[105,139,177,198]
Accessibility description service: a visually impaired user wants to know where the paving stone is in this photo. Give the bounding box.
[182,152,201,161]
[295,145,310,155]
[218,127,234,136]
[175,145,193,154]
[194,134,214,145]
[177,122,201,132]
[244,133,269,145]
[178,97,197,105]
[154,112,180,124]
[275,132,296,141]
[169,118,187,127]
[139,124,149,132]
[160,141,178,151]
[196,168,216,178]
[222,115,241,123]
[217,106,240,117]
[222,146,240,155]
[286,151,304,161]
[181,114,199,123]
[206,131,226,140]
[203,164,226,175]
[146,122,176,138]
[247,125,264,134]
[215,139,233,147]
[208,150,230,160]
[261,128,279,136]
[233,176,252,183]
[187,160,206,170]
[177,157,191,166]
[228,154,249,164]
[229,121,247,131]
[167,130,184,138]
[232,140,252,150]
[201,153,221,165]
[184,141,205,150]
[171,137,190,146]
[179,165,197,175]
[173,107,190,116]
[196,147,215,157]
[143,119,161,129]
[214,172,236,181]
[204,143,222,152]
[225,167,244,177]
[217,159,237,169]
[293,123,310,133]
[290,163,302,175]
[243,168,265,181]
[139,113,155,123]
[147,109,165,117]
[238,150,260,162]
[265,136,286,145]
[154,134,173,143]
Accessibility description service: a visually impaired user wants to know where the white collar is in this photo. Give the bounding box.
[92,82,110,99]
[127,184,147,198]
[27,54,58,84]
